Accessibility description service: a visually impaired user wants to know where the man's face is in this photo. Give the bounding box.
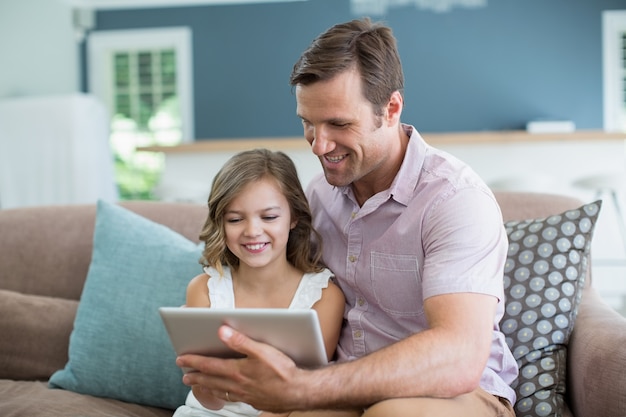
[295,68,392,189]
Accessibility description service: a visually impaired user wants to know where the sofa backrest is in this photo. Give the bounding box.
[0,201,207,301]
[0,191,587,301]
[494,191,584,222]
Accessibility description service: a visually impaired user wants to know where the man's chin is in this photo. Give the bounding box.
[322,171,351,188]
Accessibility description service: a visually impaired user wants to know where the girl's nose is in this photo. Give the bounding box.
[243,219,262,237]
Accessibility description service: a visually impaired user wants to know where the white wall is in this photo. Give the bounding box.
[0,0,78,98]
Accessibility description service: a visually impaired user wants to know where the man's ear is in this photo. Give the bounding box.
[385,91,403,126]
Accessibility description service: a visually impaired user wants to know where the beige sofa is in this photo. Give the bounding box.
[0,191,624,417]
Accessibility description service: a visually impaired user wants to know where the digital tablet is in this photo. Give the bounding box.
[158,307,328,370]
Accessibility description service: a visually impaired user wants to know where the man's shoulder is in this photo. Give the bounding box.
[305,172,334,198]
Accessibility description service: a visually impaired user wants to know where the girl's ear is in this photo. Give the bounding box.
[290,220,298,230]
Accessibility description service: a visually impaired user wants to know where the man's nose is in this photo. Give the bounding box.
[310,126,333,156]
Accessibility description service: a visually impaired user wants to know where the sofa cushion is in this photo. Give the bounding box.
[0,380,173,417]
[0,289,78,380]
[49,200,203,410]
[501,200,601,417]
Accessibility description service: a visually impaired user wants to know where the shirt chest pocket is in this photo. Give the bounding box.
[370,252,424,317]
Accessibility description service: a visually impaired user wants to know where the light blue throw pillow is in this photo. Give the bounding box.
[49,200,203,409]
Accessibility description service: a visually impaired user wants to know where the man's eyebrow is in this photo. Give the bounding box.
[297,115,348,125]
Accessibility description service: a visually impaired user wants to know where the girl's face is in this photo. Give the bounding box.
[223,177,296,271]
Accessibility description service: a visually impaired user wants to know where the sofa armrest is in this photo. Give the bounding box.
[568,287,626,417]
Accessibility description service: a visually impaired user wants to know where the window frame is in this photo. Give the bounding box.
[603,10,626,132]
[87,26,194,142]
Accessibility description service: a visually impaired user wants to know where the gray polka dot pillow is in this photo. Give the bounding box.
[501,200,602,417]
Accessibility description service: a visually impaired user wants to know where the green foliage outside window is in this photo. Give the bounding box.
[110,49,181,200]
[110,96,181,200]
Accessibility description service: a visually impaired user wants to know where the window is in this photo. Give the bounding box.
[603,11,626,132]
[88,27,193,199]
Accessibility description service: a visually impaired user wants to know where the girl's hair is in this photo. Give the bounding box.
[289,17,404,117]
[199,148,324,276]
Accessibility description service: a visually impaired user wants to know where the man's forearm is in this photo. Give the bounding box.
[288,294,496,410]
[290,329,487,410]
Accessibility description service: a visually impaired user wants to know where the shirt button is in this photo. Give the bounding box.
[351,212,357,219]
[354,330,362,338]
[357,298,365,307]
[348,255,357,262]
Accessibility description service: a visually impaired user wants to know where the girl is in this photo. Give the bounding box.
[174,149,345,417]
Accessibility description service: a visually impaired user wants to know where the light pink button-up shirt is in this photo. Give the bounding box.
[306,125,517,404]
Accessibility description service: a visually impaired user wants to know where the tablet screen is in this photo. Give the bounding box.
[159,307,328,369]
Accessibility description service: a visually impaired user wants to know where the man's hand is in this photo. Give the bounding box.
[176,325,309,413]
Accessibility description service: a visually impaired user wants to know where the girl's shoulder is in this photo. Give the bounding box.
[303,267,334,287]
[186,272,211,307]
[205,265,235,309]
[291,268,336,309]
[187,271,209,289]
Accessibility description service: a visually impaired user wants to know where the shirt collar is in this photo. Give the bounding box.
[388,124,427,206]
[339,124,427,207]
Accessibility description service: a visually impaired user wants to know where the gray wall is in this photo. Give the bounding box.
[92,0,626,138]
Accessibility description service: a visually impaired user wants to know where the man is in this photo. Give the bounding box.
[177,18,517,417]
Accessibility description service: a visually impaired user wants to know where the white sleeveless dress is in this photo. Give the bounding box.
[173,265,334,417]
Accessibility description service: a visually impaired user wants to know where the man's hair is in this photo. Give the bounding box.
[290,18,404,115]
[199,148,324,276]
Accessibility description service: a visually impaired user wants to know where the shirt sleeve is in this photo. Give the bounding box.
[420,186,508,301]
